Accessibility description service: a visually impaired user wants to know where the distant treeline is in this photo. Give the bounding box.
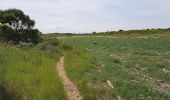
[46,28,170,36]
[96,28,170,35]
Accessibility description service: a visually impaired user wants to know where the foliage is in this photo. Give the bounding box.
[63,44,73,51]
[96,28,170,36]
[0,81,21,100]
[0,43,67,100]
[0,8,35,30]
[0,9,41,44]
[64,49,98,99]
[63,35,170,100]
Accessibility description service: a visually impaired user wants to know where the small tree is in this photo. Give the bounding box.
[0,25,18,42]
[21,29,42,44]
[0,8,41,44]
[0,9,35,30]
[92,31,96,34]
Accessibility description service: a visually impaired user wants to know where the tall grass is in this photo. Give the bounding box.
[64,48,99,100]
[0,42,67,100]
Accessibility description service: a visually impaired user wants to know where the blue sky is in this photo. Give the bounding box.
[0,0,170,33]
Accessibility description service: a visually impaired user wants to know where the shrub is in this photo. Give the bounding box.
[93,31,96,34]
[47,39,60,46]
[37,39,61,53]
[63,44,73,51]
[0,81,21,100]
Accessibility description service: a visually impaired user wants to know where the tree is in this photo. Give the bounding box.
[0,8,41,44]
[92,31,96,34]
[0,25,18,42]
[21,29,42,44]
[0,8,35,30]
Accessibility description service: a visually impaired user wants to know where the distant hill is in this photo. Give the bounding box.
[95,28,170,35]
[44,28,170,37]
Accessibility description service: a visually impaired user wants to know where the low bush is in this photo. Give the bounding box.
[63,44,73,51]
[0,81,21,100]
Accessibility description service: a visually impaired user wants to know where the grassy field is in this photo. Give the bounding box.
[46,28,170,39]
[0,42,67,100]
[0,30,170,100]
[63,35,170,99]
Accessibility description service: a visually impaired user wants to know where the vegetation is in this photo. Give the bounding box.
[0,9,68,100]
[64,49,98,99]
[0,7,170,100]
[0,42,67,100]
[63,33,170,100]
[0,9,41,44]
[0,28,170,100]
[95,28,170,36]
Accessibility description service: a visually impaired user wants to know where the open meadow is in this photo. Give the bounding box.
[1,2,170,99]
[0,30,170,100]
[62,33,170,100]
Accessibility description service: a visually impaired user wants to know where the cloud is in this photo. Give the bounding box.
[0,0,170,33]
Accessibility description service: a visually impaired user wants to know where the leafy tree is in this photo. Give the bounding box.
[0,25,18,42]
[0,9,35,30]
[21,29,42,44]
[0,8,41,44]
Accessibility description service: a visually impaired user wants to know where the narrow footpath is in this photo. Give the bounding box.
[56,57,81,100]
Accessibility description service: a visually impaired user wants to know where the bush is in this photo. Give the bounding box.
[92,31,96,34]
[63,44,73,51]
[38,39,61,53]
[47,39,60,46]
[119,29,124,32]
[0,81,21,100]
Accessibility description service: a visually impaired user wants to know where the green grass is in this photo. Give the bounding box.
[44,28,170,39]
[0,43,67,100]
[63,36,170,100]
[1,30,170,100]
[64,49,99,99]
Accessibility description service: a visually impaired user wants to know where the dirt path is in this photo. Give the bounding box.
[56,57,81,100]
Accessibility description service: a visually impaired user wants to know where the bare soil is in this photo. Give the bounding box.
[56,57,81,100]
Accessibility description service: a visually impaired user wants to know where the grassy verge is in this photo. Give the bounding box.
[64,48,100,99]
[0,42,67,100]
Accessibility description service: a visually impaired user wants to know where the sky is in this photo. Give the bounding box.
[0,0,170,33]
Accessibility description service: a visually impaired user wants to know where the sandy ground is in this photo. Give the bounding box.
[56,57,81,100]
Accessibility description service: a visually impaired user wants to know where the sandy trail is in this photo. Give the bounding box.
[56,57,81,100]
